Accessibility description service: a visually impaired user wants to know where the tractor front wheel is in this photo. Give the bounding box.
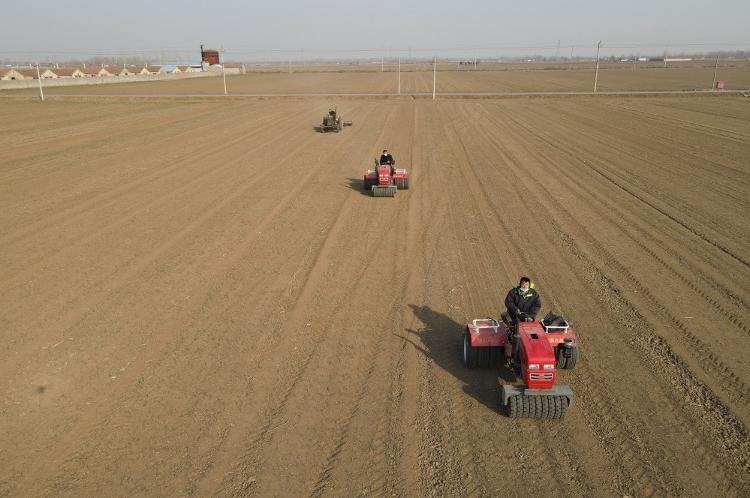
[556,346,579,369]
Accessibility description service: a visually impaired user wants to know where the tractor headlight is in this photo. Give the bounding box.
[528,364,539,370]
[543,364,555,370]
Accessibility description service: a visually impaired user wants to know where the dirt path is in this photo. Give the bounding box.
[0,96,748,496]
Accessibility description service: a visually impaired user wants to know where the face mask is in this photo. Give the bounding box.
[520,286,529,294]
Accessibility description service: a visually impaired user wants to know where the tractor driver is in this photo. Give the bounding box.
[380,149,395,166]
[502,276,541,325]
[379,149,396,174]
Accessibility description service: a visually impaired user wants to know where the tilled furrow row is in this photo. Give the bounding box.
[0,103,292,251]
[484,102,749,313]
[213,103,408,496]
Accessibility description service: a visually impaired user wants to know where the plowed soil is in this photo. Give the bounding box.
[1,96,749,497]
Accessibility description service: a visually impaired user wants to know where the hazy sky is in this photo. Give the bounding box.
[2,0,749,61]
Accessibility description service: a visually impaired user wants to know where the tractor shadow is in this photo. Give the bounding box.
[345,177,372,196]
[403,304,518,414]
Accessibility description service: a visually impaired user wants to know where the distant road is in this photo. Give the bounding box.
[2,89,749,100]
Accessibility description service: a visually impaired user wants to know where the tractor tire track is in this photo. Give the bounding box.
[448,102,695,495]
[216,186,392,498]
[441,103,612,496]
[211,104,403,496]
[308,103,420,497]
[12,104,386,495]
[440,109,564,496]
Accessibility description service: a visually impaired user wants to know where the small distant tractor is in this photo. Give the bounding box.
[363,159,409,197]
[462,312,578,418]
[320,108,352,133]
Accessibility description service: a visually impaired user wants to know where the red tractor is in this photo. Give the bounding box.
[363,160,409,197]
[462,312,578,418]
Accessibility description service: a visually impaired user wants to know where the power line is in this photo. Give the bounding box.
[1,41,749,57]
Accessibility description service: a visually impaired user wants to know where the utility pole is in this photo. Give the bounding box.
[221,47,227,95]
[712,55,719,89]
[570,45,575,70]
[397,56,401,94]
[555,39,560,59]
[381,54,384,72]
[36,63,44,101]
[593,41,602,92]
[432,57,437,100]
[222,63,227,95]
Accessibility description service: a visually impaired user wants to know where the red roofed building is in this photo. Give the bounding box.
[0,68,24,80]
[15,68,36,79]
[201,45,220,65]
[80,65,112,77]
[51,67,85,78]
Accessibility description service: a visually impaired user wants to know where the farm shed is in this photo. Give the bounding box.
[50,67,85,78]
[128,66,149,75]
[80,65,112,77]
[0,68,25,80]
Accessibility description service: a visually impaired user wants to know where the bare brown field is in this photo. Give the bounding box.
[4,64,750,96]
[1,96,749,497]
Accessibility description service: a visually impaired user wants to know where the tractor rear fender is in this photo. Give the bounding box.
[467,322,508,348]
[499,384,575,407]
